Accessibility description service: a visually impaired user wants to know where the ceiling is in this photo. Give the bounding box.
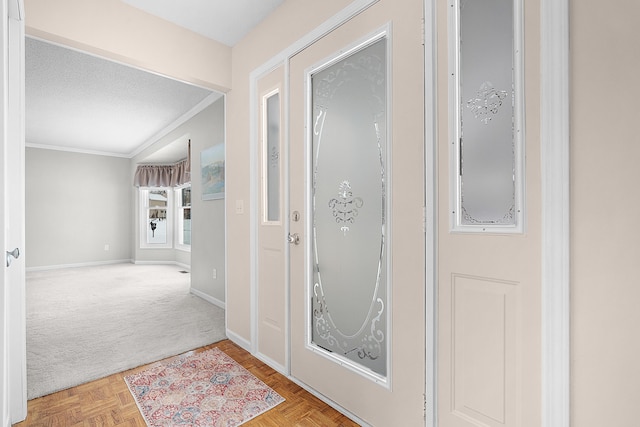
[25,0,285,161]
[121,0,285,47]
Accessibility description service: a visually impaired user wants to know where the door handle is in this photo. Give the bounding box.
[6,248,19,267]
[287,233,300,245]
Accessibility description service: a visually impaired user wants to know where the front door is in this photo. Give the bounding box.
[288,0,426,425]
[436,0,542,425]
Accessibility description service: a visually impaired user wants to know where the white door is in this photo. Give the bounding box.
[255,64,287,371]
[5,0,27,422]
[288,0,426,425]
[436,0,542,425]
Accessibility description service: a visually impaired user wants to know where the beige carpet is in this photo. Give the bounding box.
[26,263,226,399]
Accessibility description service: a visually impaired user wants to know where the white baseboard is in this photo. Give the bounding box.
[226,330,252,353]
[225,329,362,426]
[26,259,133,272]
[287,375,370,427]
[255,351,287,376]
[190,288,225,309]
[132,260,191,270]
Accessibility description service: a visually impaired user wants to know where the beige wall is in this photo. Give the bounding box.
[25,148,132,268]
[132,99,226,303]
[24,0,231,92]
[571,0,640,425]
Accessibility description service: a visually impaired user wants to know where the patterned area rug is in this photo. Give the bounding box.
[125,348,285,426]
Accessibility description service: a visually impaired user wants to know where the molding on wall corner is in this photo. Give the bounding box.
[540,0,571,426]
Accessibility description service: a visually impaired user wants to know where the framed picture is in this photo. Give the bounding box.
[201,144,225,200]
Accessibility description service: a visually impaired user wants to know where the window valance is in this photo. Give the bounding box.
[133,140,191,187]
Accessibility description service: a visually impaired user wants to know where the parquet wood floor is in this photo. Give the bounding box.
[13,340,360,427]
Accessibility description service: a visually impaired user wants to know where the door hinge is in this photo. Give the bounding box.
[423,393,427,420]
[459,137,463,176]
[422,206,427,233]
[421,18,426,46]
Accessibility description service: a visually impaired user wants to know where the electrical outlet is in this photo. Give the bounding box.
[104,244,110,251]
[212,268,217,279]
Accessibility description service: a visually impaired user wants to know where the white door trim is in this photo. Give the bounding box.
[7,0,26,422]
[540,0,570,426]
[423,0,570,426]
[423,0,437,425]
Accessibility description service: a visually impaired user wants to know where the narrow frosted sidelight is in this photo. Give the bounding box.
[265,92,280,222]
[452,0,522,230]
[310,38,388,378]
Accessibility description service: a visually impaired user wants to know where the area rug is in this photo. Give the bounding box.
[125,347,285,426]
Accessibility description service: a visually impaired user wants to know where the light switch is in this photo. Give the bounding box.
[235,200,244,214]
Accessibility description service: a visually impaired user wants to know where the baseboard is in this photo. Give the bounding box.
[287,375,370,427]
[175,262,190,270]
[226,329,252,353]
[26,259,134,272]
[255,351,287,376]
[132,260,191,270]
[225,329,364,426]
[190,288,225,309]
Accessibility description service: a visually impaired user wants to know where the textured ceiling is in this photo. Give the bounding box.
[121,0,285,46]
[26,38,219,158]
[26,1,285,159]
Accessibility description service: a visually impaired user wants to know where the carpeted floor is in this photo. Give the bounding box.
[26,263,226,400]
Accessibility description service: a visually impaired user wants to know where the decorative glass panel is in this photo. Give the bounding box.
[310,38,387,378]
[265,92,280,222]
[453,0,522,230]
[147,190,167,244]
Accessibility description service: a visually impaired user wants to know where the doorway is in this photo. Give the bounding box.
[254,0,426,425]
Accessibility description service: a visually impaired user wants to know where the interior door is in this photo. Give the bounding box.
[288,1,426,425]
[255,65,287,371]
[436,0,542,426]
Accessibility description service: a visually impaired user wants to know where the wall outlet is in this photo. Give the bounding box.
[212,268,217,279]
[104,244,110,251]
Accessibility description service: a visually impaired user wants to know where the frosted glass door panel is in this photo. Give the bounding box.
[310,38,387,377]
[456,0,520,228]
[265,92,280,222]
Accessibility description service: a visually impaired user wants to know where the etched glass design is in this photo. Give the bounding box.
[467,81,508,124]
[310,38,387,377]
[459,0,516,226]
[328,181,364,236]
[265,92,280,222]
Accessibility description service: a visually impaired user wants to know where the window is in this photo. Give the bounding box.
[140,188,173,248]
[176,185,191,250]
[449,0,524,233]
